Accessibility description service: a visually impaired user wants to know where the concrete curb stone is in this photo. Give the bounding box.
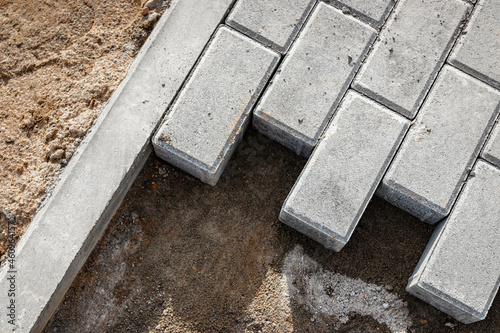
[377,65,500,224]
[280,90,409,251]
[0,1,233,331]
[152,26,280,185]
[253,2,376,157]
[407,159,500,324]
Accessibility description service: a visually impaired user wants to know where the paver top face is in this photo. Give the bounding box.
[255,2,376,143]
[156,26,278,168]
[418,160,500,315]
[449,0,500,89]
[226,0,316,52]
[383,65,500,213]
[285,91,408,238]
[329,0,395,27]
[353,0,469,118]
[483,122,500,168]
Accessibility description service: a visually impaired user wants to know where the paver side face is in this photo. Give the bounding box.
[379,65,500,223]
[226,0,316,52]
[282,91,408,249]
[353,0,469,119]
[411,160,500,320]
[153,27,279,184]
[449,0,500,89]
[254,2,376,156]
[482,122,500,168]
[328,0,395,28]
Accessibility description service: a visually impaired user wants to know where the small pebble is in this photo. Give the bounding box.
[342,6,351,14]
[383,303,389,309]
[141,7,149,15]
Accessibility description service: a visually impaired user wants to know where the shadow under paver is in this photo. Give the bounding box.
[0,0,233,331]
[377,65,500,224]
[254,2,376,157]
[482,122,500,169]
[226,0,316,53]
[280,91,408,251]
[449,0,500,90]
[407,160,500,324]
[153,26,279,185]
[353,0,469,119]
[328,0,396,29]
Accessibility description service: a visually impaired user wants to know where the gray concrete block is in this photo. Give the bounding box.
[253,2,376,157]
[482,122,500,169]
[449,0,500,90]
[152,27,279,186]
[353,0,469,119]
[0,1,232,331]
[328,0,396,28]
[226,0,316,53]
[377,65,500,224]
[407,160,500,324]
[280,91,409,251]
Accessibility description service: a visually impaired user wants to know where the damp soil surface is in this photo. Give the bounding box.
[43,129,500,332]
[0,0,168,260]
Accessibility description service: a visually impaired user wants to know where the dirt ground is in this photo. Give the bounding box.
[42,129,500,332]
[0,0,168,259]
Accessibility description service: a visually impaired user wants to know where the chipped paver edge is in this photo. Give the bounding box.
[0,0,234,331]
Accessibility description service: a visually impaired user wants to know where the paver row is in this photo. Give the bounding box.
[148,0,500,325]
[377,65,500,224]
[407,159,500,323]
[153,26,279,185]
[280,91,408,251]
[254,2,376,157]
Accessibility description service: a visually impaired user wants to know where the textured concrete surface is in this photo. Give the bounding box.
[153,27,279,185]
[449,0,500,90]
[253,2,376,157]
[328,0,395,28]
[407,160,500,323]
[353,0,469,119]
[280,91,408,251]
[377,65,500,224]
[483,122,500,169]
[226,0,316,53]
[0,0,233,331]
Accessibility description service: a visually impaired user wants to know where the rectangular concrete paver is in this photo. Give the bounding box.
[226,0,316,53]
[152,26,279,185]
[0,1,233,331]
[280,91,409,251]
[449,0,500,90]
[328,0,396,28]
[407,160,500,323]
[482,122,500,169]
[254,2,376,156]
[353,0,469,119]
[377,65,500,224]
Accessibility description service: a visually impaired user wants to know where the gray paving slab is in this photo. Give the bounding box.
[377,65,500,224]
[153,27,279,186]
[226,0,316,53]
[328,0,396,28]
[0,0,233,331]
[280,91,409,252]
[253,2,376,157]
[407,160,500,323]
[482,121,500,169]
[353,0,469,119]
[448,0,500,90]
